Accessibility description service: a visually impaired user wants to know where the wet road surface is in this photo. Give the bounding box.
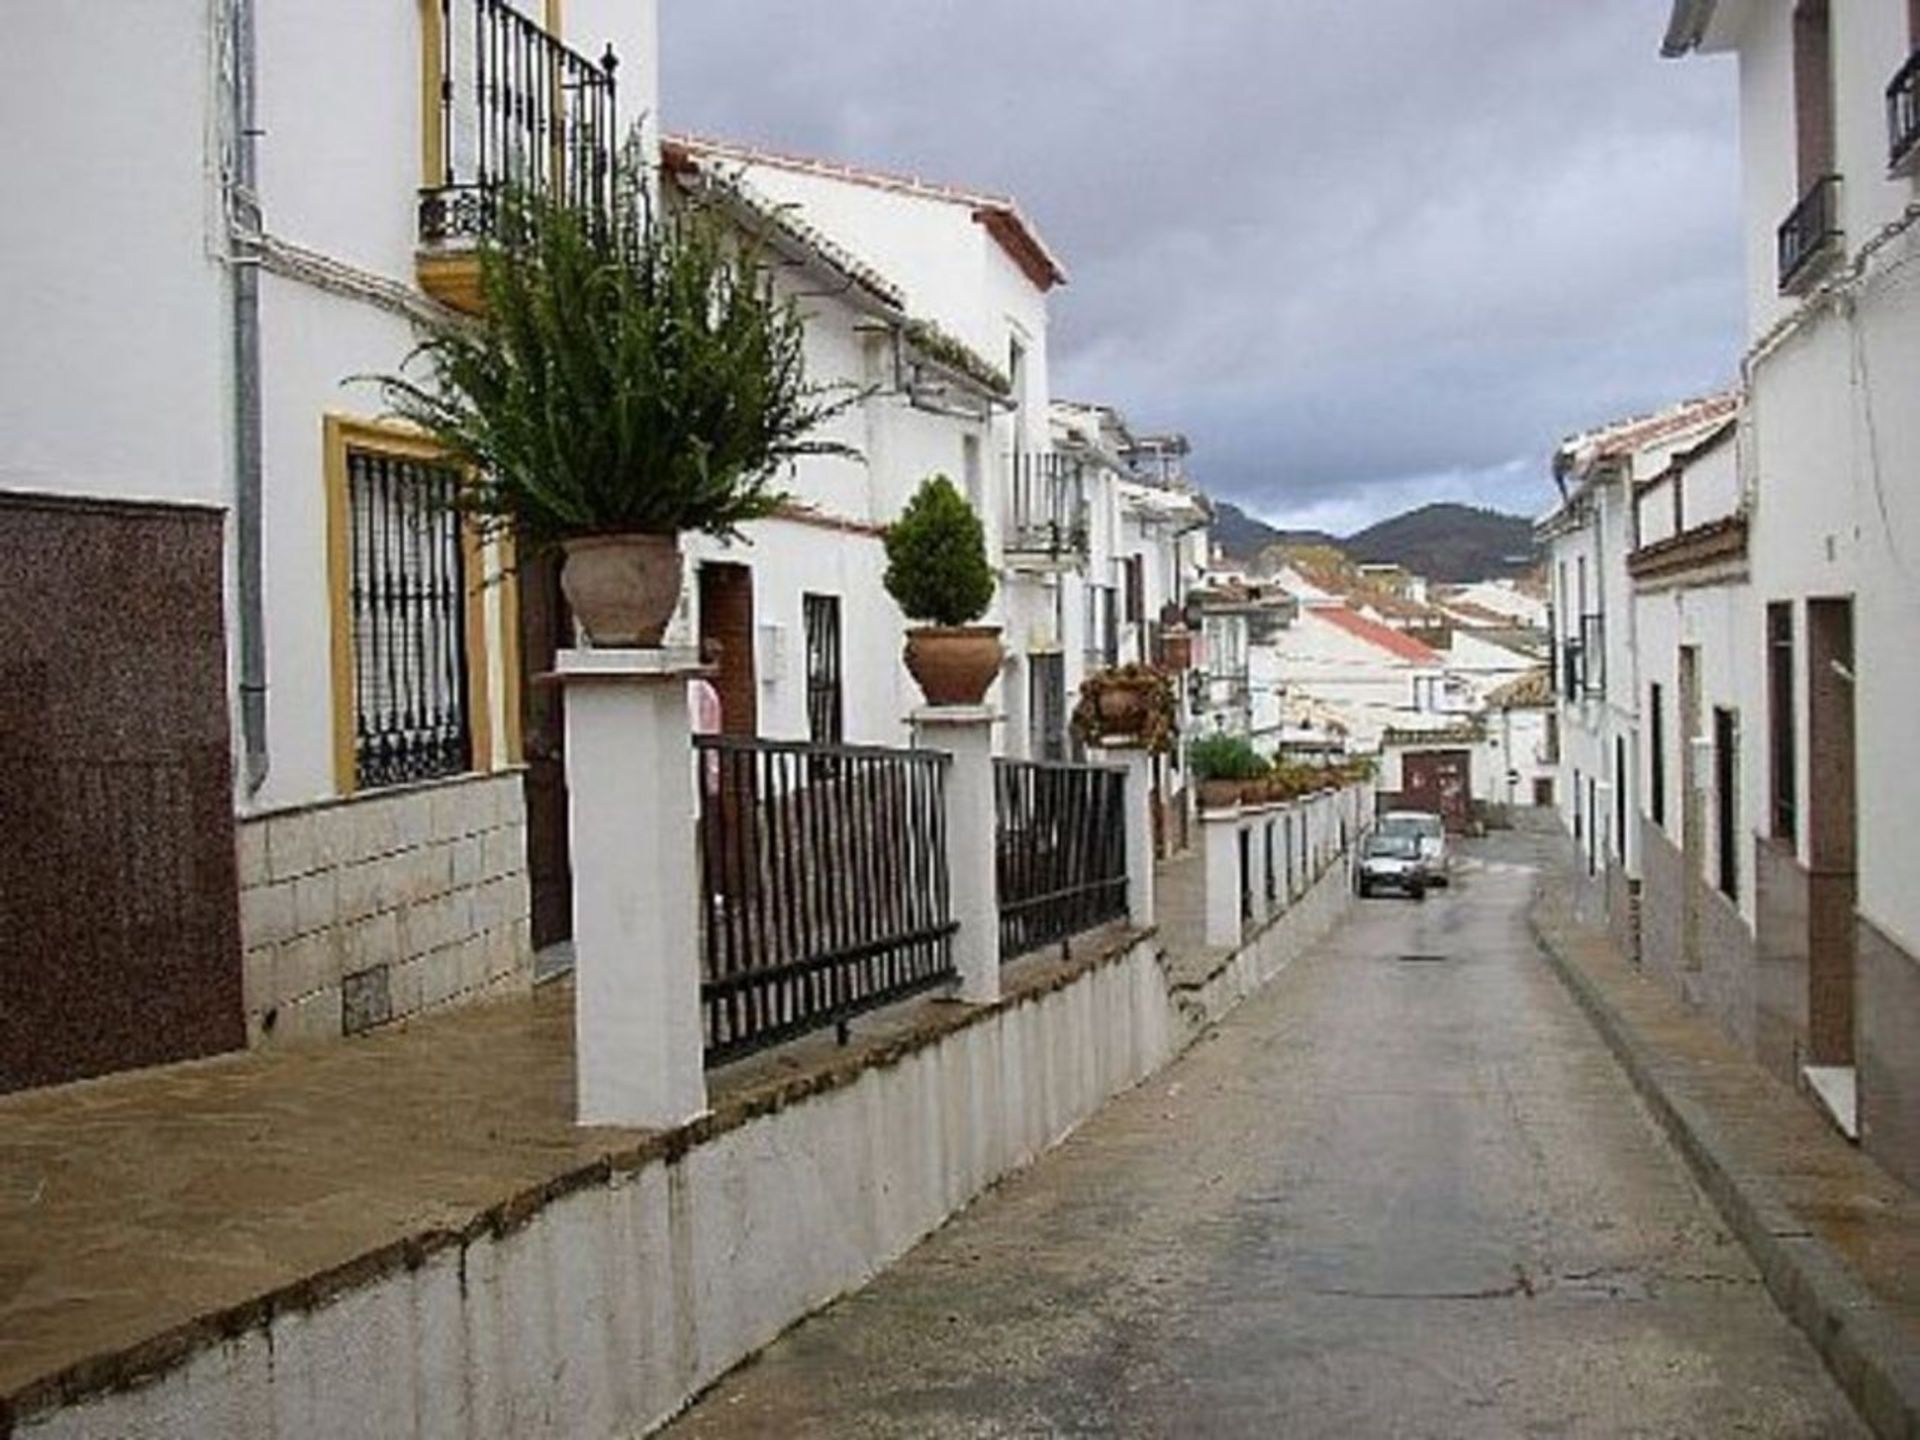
[664,829,1864,1438]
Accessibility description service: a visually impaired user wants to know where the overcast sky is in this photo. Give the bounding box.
[662,2,1743,535]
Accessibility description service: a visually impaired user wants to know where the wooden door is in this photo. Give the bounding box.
[1402,749,1472,831]
[518,550,573,951]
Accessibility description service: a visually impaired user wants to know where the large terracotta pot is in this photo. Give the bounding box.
[1198,778,1241,811]
[560,533,682,647]
[903,626,1004,706]
[1095,683,1148,734]
[1160,628,1193,672]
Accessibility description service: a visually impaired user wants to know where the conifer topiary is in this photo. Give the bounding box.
[883,475,995,627]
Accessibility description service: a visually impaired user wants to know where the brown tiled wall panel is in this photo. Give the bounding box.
[0,493,244,1092]
[235,772,531,1044]
[1754,838,1812,1084]
[1857,914,1920,1193]
[1638,819,1758,1053]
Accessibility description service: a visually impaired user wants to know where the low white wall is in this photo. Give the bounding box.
[24,938,1174,1440]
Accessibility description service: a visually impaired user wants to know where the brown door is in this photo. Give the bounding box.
[519,551,574,951]
[1533,776,1555,807]
[1402,749,1472,831]
[698,563,757,736]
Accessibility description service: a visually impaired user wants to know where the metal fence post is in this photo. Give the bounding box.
[912,706,1001,1005]
[557,647,708,1128]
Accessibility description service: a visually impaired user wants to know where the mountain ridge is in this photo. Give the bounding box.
[1211,500,1539,583]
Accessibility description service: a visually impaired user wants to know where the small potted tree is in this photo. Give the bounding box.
[884,475,1001,705]
[373,180,856,645]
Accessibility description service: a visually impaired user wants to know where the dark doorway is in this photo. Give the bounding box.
[1029,652,1067,761]
[1,493,244,1091]
[1533,776,1555,808]
[517,549,574,951]
[1806,597,1856,1066]
[698,563,758,738]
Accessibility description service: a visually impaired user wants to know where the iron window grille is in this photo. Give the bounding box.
[346,449,473,790]
[1006,453,1089,559]
[1767,603,1797,841]
[418,0,619,249]
[1029,653,1068,762]
[803,594,844,747]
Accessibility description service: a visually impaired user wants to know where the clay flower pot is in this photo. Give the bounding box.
[1095,683,1149,735]
[559,534,682,647]
[1199,778,1241,811]
[1160,628,1193,672]
[904,626,1004,706]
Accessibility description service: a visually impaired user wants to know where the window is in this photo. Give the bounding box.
[1715,706,1740,901]
[1029,653,1066,762]
[961,433,982,509]
[1123,555,1145,627]
[1649,682,1667,827]
[1793,1,1835,189]
[1768,602,1797,841]
[803,594,843,746]
[329,420,485,792]
[1615,735,1629,860]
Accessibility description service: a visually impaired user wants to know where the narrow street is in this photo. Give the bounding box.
[666,830,1865,1438]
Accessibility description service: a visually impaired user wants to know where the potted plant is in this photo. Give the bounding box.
[1070,664,1178,753]
[1188,732,1265,810]
[883,475,1001,705]
[372,180,857,645]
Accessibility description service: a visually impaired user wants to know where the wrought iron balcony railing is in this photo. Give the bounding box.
[1890,50,1920,177]
[418,0,618,249]
[1005,453,1088,563]
[1776,174,1843,295]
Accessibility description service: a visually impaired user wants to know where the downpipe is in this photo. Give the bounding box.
[227,0,269,795]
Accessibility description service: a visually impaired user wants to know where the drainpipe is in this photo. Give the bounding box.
[228,0,269,795]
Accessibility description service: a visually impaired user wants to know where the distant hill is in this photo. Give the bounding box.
[1210,501,1333,559]
[1211,500,1537,583]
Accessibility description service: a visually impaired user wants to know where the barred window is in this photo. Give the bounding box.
[346,448,472,789]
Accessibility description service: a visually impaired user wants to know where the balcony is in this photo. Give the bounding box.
[1891,50,1920,177]
[1776,174,1843,296]
[1004,454,1088,571]
[417,0,619,312]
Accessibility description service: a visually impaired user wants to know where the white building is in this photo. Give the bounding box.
[1659,0,1920,1179]
[1,0,658,1086]
[1537,394,1740,948]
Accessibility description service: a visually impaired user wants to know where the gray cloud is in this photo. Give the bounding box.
[662,1,1743,530]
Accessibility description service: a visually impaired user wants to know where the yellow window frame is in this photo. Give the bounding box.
[323,413,498,796]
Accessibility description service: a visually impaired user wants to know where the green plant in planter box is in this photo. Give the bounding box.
[370,178,860,549]
[883,475,995,625]
[1187,732,1266,782]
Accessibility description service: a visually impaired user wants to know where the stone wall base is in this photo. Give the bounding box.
[235,772,532,1045]
[1858,914,1920,1194]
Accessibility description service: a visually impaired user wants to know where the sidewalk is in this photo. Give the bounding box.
[1530,852,1920,1439]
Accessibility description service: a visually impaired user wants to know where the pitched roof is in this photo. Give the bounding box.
[1555,392,1739,481]
[1311,605,1442,665]
[1487,668,1553,708]
[663,133,1069,291]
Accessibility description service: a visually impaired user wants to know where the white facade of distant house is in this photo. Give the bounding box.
[1446,630,1547,705]
[667,136,1093,760]
[1539,397,1738,885]
[1265,604,1449,752]
[1438,580,1551,629]
[2,1,659,1050]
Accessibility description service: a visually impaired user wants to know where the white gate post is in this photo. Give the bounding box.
[1097,741,1157,930]
[1201,803,1245,949]
[912,706,1000,1006]
[557,647,708,1129]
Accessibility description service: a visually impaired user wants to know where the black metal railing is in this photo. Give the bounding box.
[1776,174,1843,294]
[696,736,955,1063]
[1006,454,1088,559]
[419,0,618,247]
[1891,50,1920,174]
[346,449,472,789]
[995,759,1128,959]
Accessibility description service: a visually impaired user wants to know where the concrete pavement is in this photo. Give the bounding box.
[664,828,1867,1438]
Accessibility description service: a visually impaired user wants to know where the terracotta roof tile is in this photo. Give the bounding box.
[1311,605,1442,665]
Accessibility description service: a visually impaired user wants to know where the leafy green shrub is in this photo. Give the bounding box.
[883,475,995,626]
[371,180,859,548]
[1187,732,1266,781]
